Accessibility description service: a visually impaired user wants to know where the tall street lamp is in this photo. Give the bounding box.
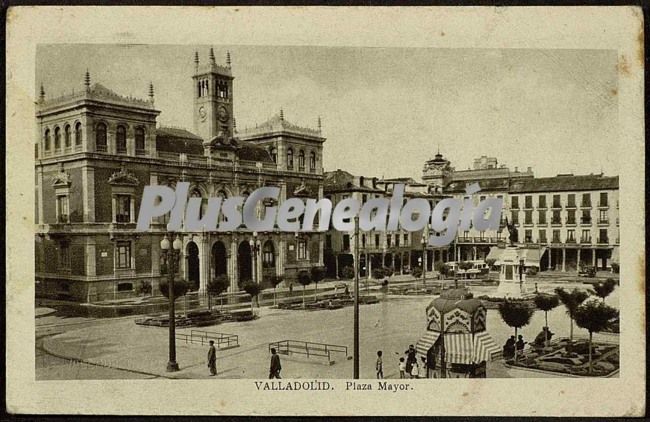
[249,231,261,284]
[160,234,183,372]
[420,235,427,294]
[353,215,360,379]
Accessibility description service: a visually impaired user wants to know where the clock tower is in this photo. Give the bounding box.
[192,48,235,142]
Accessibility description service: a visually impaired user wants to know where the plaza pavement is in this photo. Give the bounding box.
[40,280,619,380]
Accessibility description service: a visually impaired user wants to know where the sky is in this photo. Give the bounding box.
[36,44,619,179]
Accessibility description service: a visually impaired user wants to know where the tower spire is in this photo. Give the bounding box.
[317,116,322,133]
[233,117,237,133]
[84,69,91,90]
[279,108,284,121]
[226,51,231,67]
[39,83,45,102]
[209,47,215,64]
[148,82,155,103]
[194,51,200,70]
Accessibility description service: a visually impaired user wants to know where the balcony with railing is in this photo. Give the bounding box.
[115,214,132,223]
[552,202,562,209]
[581,200,592,208]
[57,214,69,224]
[566,202,577,209]
[598,201,608,208]
[551,218,562,226]
[597,237,609,244]
[580,237,592,245]
[566,218,576,226]
[566,237,577,244]
[580,217,592,225]
[597,219,609,225]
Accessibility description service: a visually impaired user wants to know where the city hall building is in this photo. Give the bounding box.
[35,50,326,302]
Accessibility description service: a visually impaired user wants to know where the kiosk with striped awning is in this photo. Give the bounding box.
[415,331,501,364]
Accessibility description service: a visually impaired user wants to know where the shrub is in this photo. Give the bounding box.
[341,265,355,280]
[158,278,189,300]
[382,266,394,277]
[611,262,620,274]
[136,280,152,296]
[207,274,230,310]
[241,280,262,308]
[411,266,423,278]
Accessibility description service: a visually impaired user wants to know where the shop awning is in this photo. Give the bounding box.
[522,247,546,268]
[486,246,504,262]
[444,333,474,364]
[610,246,619,264]
[416,331,441,356]
[472,331,501,362]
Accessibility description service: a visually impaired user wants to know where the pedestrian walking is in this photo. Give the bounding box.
[289,283,293,295]
[269,347,282,379]
[207,340,217,376]
[376,350,384,379]
[410,359,419,379]
[398,357,406,379]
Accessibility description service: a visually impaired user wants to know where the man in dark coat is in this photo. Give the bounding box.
[207,340,217,376]
[404,344,417,375]
[269,347,282,379]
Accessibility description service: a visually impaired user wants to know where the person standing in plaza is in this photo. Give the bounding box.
[376,350,384,379]
[207,340,217,376]
[410,359,420,379]
[516,335,526,359]
[404,344,416,375]
[269,348,282,379]
[398,357,406,378]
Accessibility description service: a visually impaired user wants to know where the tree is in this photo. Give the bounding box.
[533,293,560,346]
[592,278,616,303]
[136,280,152,297]
[297,270,312,308]
[159,278,189,301]
[310,266,326,294]
[382,266,394,277]
[207,274,229,310]
[341,265,355,280]
[269,275,284,306]
[555,287,589,343]
[458,261,473,270]
[434,261,449,279]
[498,300,534,360]
[574,301,619,374]
[241,280,262,310]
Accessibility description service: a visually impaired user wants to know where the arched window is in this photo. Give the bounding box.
[269,147,277,163]
[135,127,145,153]
[190,189,205,219]
[217,190,228,223]
[262,241,275,268]
[298,150,305,171]
[54,127,61,150]
[116,125,127,153]
[64,125,71,148]
[287,148,294,169]
[74,122,82,146]
[309,151,316,172]
[44,129,51,151]
[96,123,107,152]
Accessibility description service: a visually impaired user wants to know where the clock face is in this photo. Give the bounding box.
[217,106,229,123]
[198,106,207,121]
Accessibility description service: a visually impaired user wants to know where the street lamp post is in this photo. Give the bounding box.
[353,215,360,379]
[421,235,427,294]
[249,232,261,285]
[160,234,183,372]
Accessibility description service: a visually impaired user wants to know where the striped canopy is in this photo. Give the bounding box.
[415,331,501,364]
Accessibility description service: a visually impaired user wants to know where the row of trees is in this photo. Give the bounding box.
[498,278,618,373]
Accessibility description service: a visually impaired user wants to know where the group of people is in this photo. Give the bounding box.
[502,335,526,359]
[375,345,428,379]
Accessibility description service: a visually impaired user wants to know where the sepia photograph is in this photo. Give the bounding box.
[6,6,645,416]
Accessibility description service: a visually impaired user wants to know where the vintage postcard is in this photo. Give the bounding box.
[5,6,645,416]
